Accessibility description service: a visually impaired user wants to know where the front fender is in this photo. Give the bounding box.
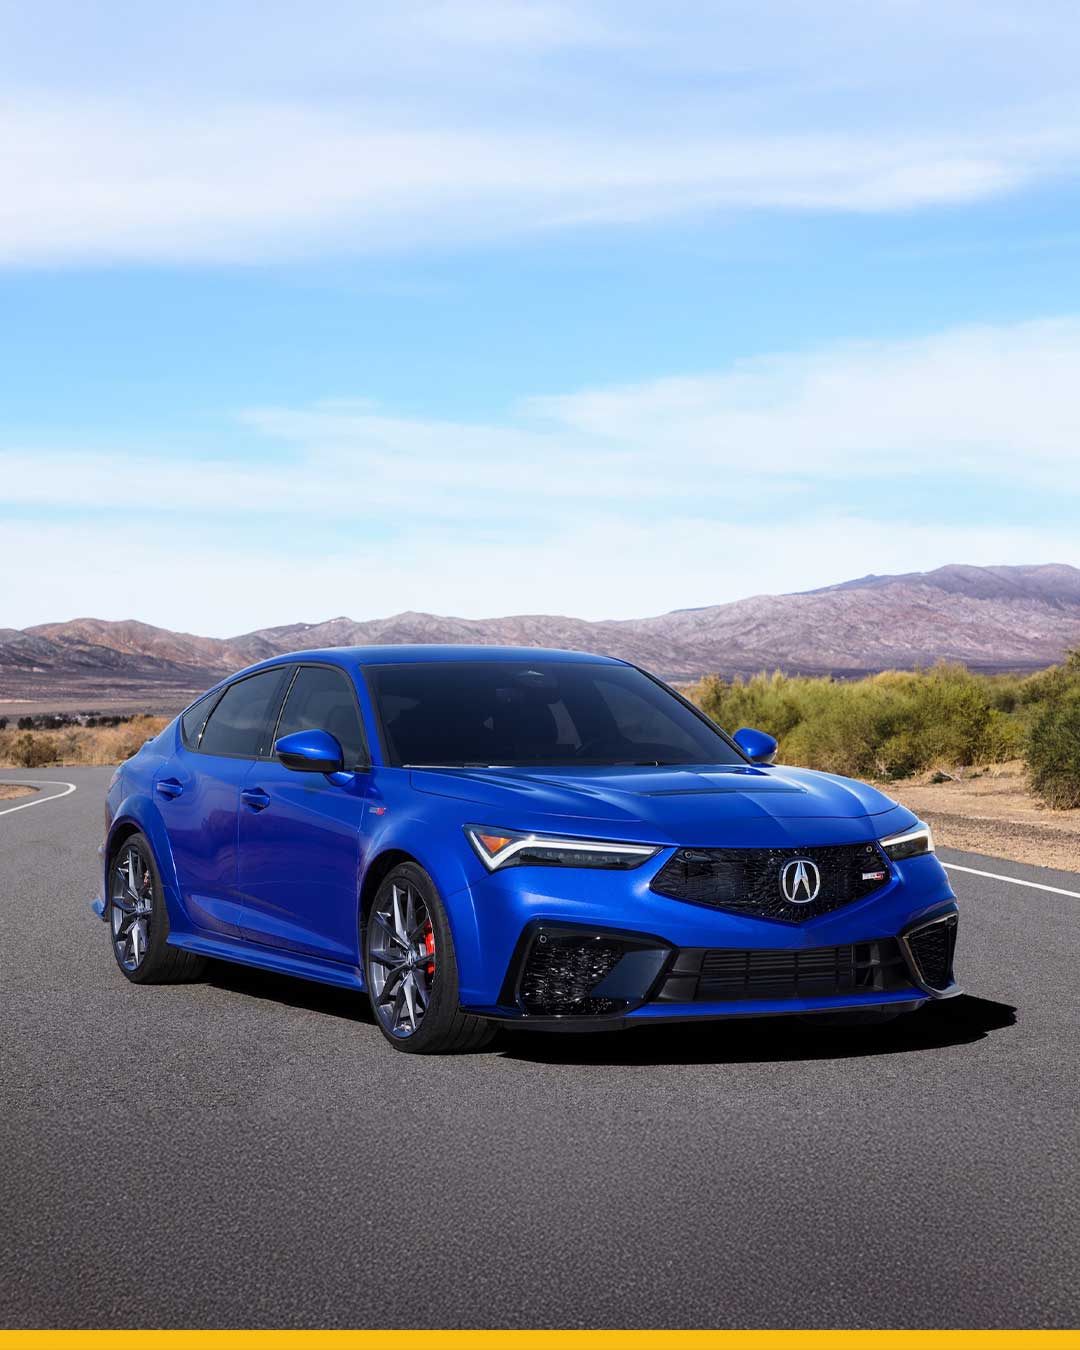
[102,791,187,930]
[359,783,486,998]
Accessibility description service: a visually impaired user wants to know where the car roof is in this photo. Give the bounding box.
[267,644,628,668]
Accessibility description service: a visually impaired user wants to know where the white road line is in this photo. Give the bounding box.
[0,779,78,817]
[942,861,1080,900]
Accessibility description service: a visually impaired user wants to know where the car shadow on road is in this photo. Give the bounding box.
[201,963,1015,1066]
[493,995,1018,1067]
[204,961,377,1025]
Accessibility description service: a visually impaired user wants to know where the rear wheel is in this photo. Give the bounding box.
[363,862,494,1054]
[107,831,206,984]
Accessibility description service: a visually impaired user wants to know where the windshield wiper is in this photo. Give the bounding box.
[402,759,682,769]
[403,762,524,769]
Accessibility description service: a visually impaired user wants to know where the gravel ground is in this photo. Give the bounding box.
[892,763,1080,872]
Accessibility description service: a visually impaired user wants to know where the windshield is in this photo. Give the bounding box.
[364,660,746,768]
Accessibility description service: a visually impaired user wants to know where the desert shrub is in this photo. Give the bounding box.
[982,708,1026,763]
[688,660,1041,780]
[694,671,807,741]
[905,664,993,768]
[107,717,166,761]
[875,727,925,779]
[7,732,57,768]
[1016,648,1080,708]
[0,715,169,766]
[1027,692,1080,809]
[55,730,83,761]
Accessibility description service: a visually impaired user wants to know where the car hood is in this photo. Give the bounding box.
[409,763,913,848]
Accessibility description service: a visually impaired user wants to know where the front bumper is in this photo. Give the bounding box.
[472,908,958,1029]
[456,850,959,1027]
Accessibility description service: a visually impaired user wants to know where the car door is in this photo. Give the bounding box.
[155,666,290,938]
[236,663,371,964]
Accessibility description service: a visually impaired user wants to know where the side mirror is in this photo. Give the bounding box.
[733,726,778,765]
[275,728,344,775]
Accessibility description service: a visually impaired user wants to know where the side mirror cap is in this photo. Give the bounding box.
[275,728,344,775]
[733,726,778,765]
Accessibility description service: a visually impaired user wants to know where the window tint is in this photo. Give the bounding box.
[366,661,744,768]
[592,678,711,761]
[275,665,368,768]
[198,668,288,758]
[180,691,218,749]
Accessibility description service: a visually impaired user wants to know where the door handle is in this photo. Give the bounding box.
[241,787,271,811]
[156,778,184,799]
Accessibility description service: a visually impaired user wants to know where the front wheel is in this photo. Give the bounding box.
[363,862,494,1054]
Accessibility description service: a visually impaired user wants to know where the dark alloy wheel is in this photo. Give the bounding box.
[106,831,205,984]
[363,862,494,1054]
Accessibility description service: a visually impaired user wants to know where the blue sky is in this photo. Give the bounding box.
[3,0,1080,635]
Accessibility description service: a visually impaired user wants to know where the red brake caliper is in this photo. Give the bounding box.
[424,920,435,976]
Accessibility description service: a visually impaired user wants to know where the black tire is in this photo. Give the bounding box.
[107,830,206,984]
[363,862,495,1055]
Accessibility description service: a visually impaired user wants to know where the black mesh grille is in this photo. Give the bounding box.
[519,933,625,1016]
[906,915,957,990]
[660,939,912,1002]
[650,842,891,923]
[702,945,860,999]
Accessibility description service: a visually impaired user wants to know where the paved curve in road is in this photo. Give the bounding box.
[1,765,1076,1329]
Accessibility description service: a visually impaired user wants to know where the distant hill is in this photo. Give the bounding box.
[4,563,1080,713]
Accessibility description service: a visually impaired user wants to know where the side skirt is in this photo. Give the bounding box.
[168,931,365,992]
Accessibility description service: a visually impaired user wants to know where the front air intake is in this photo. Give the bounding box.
[653,938,913,1002]
[519,932,626,1016]
[903,913,958,992]
[506,925,672,1018]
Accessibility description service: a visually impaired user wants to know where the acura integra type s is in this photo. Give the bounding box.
[95,647,960,1053]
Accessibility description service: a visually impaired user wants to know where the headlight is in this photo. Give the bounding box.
[880,822,934,861]
[465,825,661,872]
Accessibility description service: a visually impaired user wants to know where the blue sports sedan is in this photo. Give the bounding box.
[95,646,960,1053]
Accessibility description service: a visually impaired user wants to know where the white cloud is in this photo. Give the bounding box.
[2,515,1077,637]
[525,317,1080,477]
[3,0,1080,264]
[3,317,1079,523]
[2,316,1080,630]
[1,94,1076,266]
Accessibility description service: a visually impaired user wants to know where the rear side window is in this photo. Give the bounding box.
[198,668,288,759]
[275,665,368,769]
[180,691,219,749]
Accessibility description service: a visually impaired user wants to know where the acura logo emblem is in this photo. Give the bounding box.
[780,858,821,904]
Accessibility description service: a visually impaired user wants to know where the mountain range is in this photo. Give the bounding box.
[4,563,1080,713]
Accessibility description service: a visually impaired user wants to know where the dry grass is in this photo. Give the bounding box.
[0,717,169,768]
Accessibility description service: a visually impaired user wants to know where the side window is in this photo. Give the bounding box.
[274,666,368,769]
[180,691,219,749]
[198,668,288,759]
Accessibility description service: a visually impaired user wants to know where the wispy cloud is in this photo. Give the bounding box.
[3,1,1080,265]
[7,316,1078,510]
[2,316,1080,630]
[2,95,1076,267]
[2,515,1076,637]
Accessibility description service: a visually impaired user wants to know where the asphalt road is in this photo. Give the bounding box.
[1,765,1077,1329]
